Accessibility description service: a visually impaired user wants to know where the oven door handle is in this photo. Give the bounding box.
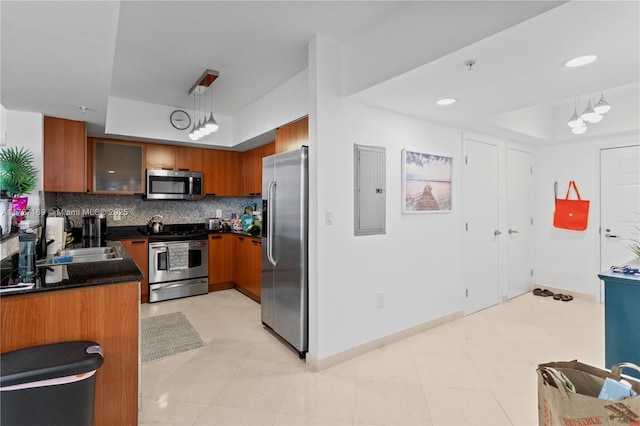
[153,282,188,290]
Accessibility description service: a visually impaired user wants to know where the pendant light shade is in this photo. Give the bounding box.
[590,113,603,123]
[581,100,599,123]
[571,125,587,135]
[594,94,611,114]
[567,109,583,128]
[204,113,218,133]
[188,123,199,140]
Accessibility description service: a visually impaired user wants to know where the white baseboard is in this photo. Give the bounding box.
[306,310,463,371]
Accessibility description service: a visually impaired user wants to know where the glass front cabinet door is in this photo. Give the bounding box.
[93,140,145,194]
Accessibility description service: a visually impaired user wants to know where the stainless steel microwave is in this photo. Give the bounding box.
[146,170,203,200]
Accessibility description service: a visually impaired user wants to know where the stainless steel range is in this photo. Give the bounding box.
[146,224,208,303]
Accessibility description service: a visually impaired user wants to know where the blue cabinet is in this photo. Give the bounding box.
[598,259,640,379]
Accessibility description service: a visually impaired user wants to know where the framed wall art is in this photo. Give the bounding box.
[402,149,452,213]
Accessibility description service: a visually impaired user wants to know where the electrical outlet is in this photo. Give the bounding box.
[376,291,384,309]
[113,211,121,221]
[216,209,222,218]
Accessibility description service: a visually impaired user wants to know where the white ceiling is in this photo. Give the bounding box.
[2,1,638,147]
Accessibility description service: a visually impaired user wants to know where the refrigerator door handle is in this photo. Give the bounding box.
[267,180,277,266]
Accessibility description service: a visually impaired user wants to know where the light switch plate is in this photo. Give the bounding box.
[325,211,334,225]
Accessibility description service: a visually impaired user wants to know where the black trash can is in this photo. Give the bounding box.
[1,340,104,426]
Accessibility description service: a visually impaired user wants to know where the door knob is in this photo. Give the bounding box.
[494,230,502,236]
[605,233,619,239]
[508,228,518,235]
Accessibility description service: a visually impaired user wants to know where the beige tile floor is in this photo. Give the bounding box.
[139,289,604,425]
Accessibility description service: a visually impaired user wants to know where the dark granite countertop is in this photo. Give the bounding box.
[229,231,262,240]
[106,225,147,240]
[104,225,261,240]
[0,224,262,296]
[0,240,143,297]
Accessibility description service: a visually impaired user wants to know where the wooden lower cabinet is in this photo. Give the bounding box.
[208,234,234,291]
[120,238,149,303]
[231,235,261,303]
[248,239,262,299]
[0,282,139,426]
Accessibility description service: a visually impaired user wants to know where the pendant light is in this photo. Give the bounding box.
[594,93,611,115]
[590,113,603,123]
[581,99,599,123]
[204,86,218,133]
[567,98,583,128]
[571,124,587,135]
[567,93,612,135]
[197,91,206,136]
[187,69,220,141]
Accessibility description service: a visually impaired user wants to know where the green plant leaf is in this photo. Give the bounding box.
[0,146,38,197]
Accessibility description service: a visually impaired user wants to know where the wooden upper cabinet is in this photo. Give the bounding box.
[145,143,176,170]
[145,144,202,172]
[275,116,308,154]
[203,149,242,196]
[242,142,274,196]
[176,146,202,171]
[43,116,86,192]
[92,139,144,194]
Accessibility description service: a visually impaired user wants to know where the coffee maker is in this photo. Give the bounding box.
[82,213,107,245]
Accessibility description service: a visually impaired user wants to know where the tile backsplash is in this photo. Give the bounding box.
[51,193,261,227]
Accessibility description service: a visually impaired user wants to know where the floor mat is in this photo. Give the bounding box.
[141,312,205,363]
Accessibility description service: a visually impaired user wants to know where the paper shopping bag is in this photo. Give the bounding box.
[538,360,640,425]
[553,180,590,231]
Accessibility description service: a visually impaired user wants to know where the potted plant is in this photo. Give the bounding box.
[630,225,640,259]
[0,146,38,222]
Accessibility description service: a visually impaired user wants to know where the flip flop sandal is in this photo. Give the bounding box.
[533,288,543,296]
[553,293,563,300]
[561,295,574,302]
[540,289,554,297]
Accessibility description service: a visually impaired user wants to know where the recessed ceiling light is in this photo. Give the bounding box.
[563,55,598,68]
[436,98,456,106]
[108,170,115,174]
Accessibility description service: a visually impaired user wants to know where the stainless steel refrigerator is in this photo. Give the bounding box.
[261,146,308,358]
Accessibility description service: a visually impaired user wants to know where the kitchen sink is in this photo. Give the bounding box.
[37,246,123,266]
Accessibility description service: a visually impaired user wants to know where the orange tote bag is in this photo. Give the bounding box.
[553,180,590,231]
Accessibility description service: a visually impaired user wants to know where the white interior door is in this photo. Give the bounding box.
[506,148,533,299]
[600,145,640,300]
[463,139,500,315]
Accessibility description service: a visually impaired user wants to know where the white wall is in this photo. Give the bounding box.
[232,69,308,145]
[1,104,7,146]
[533,132,640,298]
[310,36,463,360]
[105,97,234,147]
[105,71,308,149]
[4,110,43,206]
